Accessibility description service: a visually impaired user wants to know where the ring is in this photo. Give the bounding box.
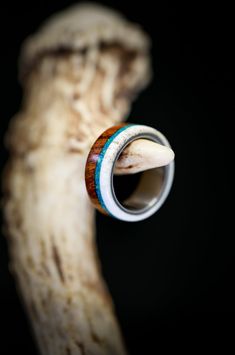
[85,124,174,222]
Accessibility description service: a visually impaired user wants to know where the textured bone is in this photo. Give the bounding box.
[115,139,174,174]
[19,2,150,80]
[2,3,169,355]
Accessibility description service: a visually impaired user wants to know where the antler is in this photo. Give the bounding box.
[3,3,173,354]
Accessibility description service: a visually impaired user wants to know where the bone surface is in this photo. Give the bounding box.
[115,139,174,174]
[2,3,171,355]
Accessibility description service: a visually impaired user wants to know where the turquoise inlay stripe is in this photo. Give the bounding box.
[94,124,134,215]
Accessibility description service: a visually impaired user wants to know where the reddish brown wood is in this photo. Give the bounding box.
[85,124,127,214]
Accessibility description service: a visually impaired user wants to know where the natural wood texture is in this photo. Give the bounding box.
[2,4,152,355]
[85,124,126,215]
[85,123,175,214]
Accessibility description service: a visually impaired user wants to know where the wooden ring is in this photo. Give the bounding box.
[85,124,174,222]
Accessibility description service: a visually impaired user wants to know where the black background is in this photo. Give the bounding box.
[0,0,234,354]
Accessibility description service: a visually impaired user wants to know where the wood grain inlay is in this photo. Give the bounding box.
[85,124,129,215]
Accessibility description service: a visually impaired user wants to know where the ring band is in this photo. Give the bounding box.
[85,124,174,222]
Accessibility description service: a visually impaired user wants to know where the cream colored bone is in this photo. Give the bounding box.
[3,3,174,355]
[115,139,174,174]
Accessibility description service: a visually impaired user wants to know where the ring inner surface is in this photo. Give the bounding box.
[112,134,167,215]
